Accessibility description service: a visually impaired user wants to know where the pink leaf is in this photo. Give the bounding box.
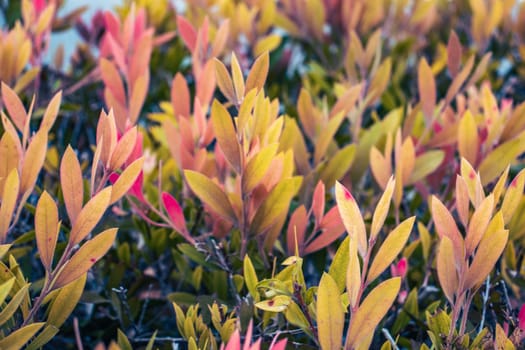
[171,73,190,119]
[286,205,308,255]
[519,304,525,331]
[177,15,196,53]
[161,192,187,235]
[312,181,325,225]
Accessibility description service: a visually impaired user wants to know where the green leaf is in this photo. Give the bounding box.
[118,329,133,350]
[317,273,344,350]
[47,274,86,327]
[0,323,45,349]
[25,325,59,350]
[328,236,349,293]
[243,255,259,301]
[0,283,29,325]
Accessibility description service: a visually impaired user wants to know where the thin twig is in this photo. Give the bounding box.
[382,328,400,350]
[478,276,491,334]
[74,317,84,350]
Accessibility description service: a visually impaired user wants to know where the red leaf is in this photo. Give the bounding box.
[177,15,196,53]
[171,73,190,119]
[519,304,525,331]
[161,192,187,235]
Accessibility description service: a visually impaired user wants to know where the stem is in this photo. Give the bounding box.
[294,282,318,342]
[478,276,490,334]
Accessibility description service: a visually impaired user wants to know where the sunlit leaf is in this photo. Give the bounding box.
[437,237,458,304]
[61,146,84,224]
[47,274,86,327]
[465,194,493,256]
[211,101,241,173]
[335,181,367,257]
[347,237,361,308]
[0,323,44,349]
[370,177,395,240]
[0,169,19,240]
[35,191,59,270]
[69,187,112,245]
[317,273,344,350]
[458,110,478,165]
[245,51,269,94]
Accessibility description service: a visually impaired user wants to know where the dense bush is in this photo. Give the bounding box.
[0,0,525,349]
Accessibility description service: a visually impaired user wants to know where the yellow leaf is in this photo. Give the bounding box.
[40,90,61,132]
[60,146,84,224]
[465,194,493,256]
[54,228,118,289]
[370,177,395,240]
[230,53,245,103]
[369,146,391,189]
[242,143,278,193]
[0,323,44,349]
[501,168,525,224]
[0,169,19,240]
[0,284,29,325]
[347,237,361,308]
[245,52,269,94]
[20,130,48,195]
[250,177,302,235]
[367,217,415,283]
[34,3,55,35]
[0,132,20,195]
[407,150,444,185]
[318,144,356,188]
[460,158,484,208]
[317,273,344,350]
[335,181,367,257]
[458,110,478,165]
[109,127,138,171]
[437,237,458,304]
[253,34,281,57]
[418,58,436,120]
[69,187,112,245]
[184,170,237,224]
[110,157,144,204]
[35,191,59,270]
[211,101,241,173]
[346,278,401,347]
[479,131,525,186]
[255,295,291,312]
[47,274,86,327]
[464,229,508,290]
[314,112,345,164]
[0,278,15,305]
[97,110,117,168]
[214,59,236,103]
[243,255,258,302]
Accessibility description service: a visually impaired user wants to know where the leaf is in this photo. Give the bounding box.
[1,82,26,131]
[314,112,345,164]
[110,157,144,204]
[171,73,190,119]
[184,170,237,224]
[69,187,112,245]
[287,205,307,255]
[47,274,86,327]
[109,127,138,171]
[431,196,464,258]
[242,143,278,193]
[243,255,258,301]
[25,325,59,350]
[0,284,29,325]
[407,150,444,184]
[245,51,269,93]
[231,53,245,103]
[250,177,302,235]
[255,295,291,312]
[328,236,349,292]
[458,110,478,165]
[447,31,462,77]
[370,146,391,189]
[479,131,525,186]
[437,237,458,304]
[40,90,61,132]
[54,228,118,289]
[253,34,281,57]
[347,237,361,308]
[367,217,415,283]
[346,278,401,347]
[501,168,525,224]
[460,158,484,207]
[0,278,15,305]
[161,191,187,234]
[335,181,367,257]
[455,175,470,228]
[464,229,508,290]
[176,15,196,52]
[418,58,436,120]
[319,144,356,188]
[20,130,48,195]
[211,101,241,173]
[370,177,395,240]
[0,132,20,194]
[129,73,148,125]
[465,194,493,256]
[0,169,19,240]
[214,59,236,103]
[60,146,84,224]
[35,191,59,270]
[0,323,44,349]
[317,273,344,350]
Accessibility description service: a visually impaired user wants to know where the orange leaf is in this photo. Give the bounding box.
[465,194,493,256]
[437,237,458,304]
[214,59,236,103]
[0,132,20,195]
[211,101,241,173]
[286,205,307,255]
[335,181,367,257]
[97,111,117,168]
[345,278,401,347]
[109,127,137,171]
[455,175,470,228]
[369,146,391,190]
[464,229,508,290]
[60,146,84,224]
[110,157,144,204]
[20,130,47,195]
[231,53,245,103]
[69,187,112,245]
[460,158,485,208]
[501,169,525,223]
[35,191,59,270]
[54,228,118,289]
[211,20,230,57]
[431,196,464,259]
[0,169,19,241]
[129,73,148,125]
[170,73,190,119]
[245,51,269,94]
[1,82,26,131]
[40,91,61,132]
[184,170,237,224]
[100,58,126,105]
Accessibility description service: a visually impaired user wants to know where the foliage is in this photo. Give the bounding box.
[0,0,525,349]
